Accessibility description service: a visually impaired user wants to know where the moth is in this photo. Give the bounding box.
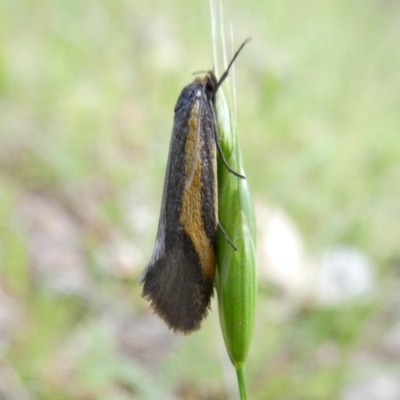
[139,39,250,333]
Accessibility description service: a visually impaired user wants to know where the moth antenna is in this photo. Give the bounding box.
[192,70,209,76]
[215,37,251,93]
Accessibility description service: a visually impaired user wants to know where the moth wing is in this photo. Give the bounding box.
[139,83,216,333]
[138,138,173,284]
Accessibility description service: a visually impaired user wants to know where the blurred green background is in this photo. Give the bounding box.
[1,0,400,399]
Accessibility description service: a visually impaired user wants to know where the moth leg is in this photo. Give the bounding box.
[218,222,237,251]
[216,137,246,179]
[209,99,246,179]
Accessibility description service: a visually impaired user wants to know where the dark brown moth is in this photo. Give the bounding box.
[139,39,250,334]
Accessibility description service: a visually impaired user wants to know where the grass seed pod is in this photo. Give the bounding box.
[215,80,257,398]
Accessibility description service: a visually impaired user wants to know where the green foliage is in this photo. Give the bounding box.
[216,87,257,368]
[215,72,257,398]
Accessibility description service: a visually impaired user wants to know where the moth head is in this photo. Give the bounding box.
[204,71,218,100]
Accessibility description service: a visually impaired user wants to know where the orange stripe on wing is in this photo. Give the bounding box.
[180,100,216,280]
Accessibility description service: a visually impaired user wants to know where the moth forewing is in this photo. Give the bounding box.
[140,77,218,334]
